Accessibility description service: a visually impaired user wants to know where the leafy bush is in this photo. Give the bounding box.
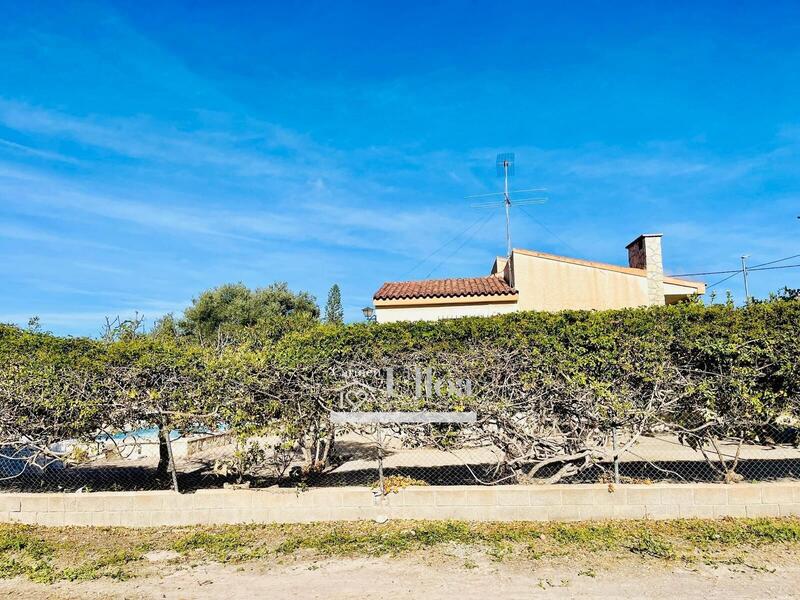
[172,282,319,346]
[1,297,798,483]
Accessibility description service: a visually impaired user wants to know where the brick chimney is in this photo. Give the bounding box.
[626,234,664,305]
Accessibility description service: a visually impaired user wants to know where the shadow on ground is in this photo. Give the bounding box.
[1,456,799,492]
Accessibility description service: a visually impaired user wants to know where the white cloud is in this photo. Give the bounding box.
[0,138,82,164]
[0,99,338,181]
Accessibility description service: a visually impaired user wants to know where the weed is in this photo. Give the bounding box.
[486,541,514,562]
[59,550,142,582]
[1,517,799,584]
[372,475,429,494]
[627,533,674,559]
[171,530,266,562]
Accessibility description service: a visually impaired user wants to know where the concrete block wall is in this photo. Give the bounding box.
[1,482,799,528]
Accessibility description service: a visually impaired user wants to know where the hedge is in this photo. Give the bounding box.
[1,298,798,482]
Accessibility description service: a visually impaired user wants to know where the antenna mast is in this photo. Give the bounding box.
[496,153,516,257]
[500,154,513,257]
[466,153,546,258]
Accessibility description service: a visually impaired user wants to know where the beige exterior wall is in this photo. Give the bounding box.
[511,250,652,311]
[2,483,799,527]
[376,299,518,323]
[372,239,704,323]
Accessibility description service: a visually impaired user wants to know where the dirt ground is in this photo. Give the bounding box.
[2,553,800,599]
[3,519,800,598]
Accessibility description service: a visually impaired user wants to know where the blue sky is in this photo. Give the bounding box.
[1,1,799,336]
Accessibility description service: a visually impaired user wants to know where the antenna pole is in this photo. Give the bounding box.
[503,160,511,257]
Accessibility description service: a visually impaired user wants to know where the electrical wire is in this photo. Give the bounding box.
[674,264,800,277]
[423,211,497,279]
[405,218,799,289]
[516,205,580,255]
[704,263,800,290]
[751,263,800,272]
[751,253,800,268]
[400,213,493,279]
[671,268,742,277]
[672,252,800,278]
[706,270,743,289]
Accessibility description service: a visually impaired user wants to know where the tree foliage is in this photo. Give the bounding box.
[324,284,344,325]
[177,282,319,345]
[1,297,798,484]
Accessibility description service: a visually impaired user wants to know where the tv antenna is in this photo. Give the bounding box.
[466,153,547,257]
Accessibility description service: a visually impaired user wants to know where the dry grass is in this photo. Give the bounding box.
[1,517,799,583]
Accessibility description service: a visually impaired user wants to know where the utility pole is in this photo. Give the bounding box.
[741,255,750,303]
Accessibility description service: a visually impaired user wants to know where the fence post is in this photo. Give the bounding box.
[376,426,385,498]
[612,427,620,484]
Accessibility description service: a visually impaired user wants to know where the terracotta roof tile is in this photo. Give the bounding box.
[374,276,517,301]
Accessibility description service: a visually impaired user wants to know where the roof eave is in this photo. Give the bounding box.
[374,293,519,307]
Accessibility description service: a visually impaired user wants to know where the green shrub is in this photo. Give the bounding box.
[1,297,798,483]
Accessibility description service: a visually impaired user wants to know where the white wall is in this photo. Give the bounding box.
[376,301,518,323]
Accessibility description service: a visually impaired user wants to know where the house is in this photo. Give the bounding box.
[372,233,705,323]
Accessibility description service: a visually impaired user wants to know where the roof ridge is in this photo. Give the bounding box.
[379,274,501,286]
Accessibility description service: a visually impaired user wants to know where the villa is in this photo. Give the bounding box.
[372,233,705,323]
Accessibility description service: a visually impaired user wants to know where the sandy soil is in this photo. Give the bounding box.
[3,554,800,600]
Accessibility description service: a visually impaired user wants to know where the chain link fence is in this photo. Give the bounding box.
[2,423,799,493]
